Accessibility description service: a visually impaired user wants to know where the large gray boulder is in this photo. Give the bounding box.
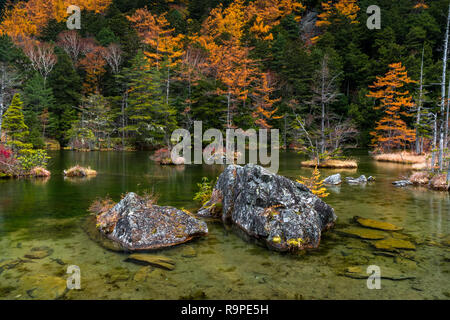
[95,193,208,250]
[198,164,337,252]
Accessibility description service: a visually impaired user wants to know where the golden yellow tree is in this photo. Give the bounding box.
[297,166,329,198]
[316,0,360,28]
[367,62,416,152]
[0,0,112,42]
[252,72,282,129]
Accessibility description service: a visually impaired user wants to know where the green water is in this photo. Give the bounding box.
[0,150,449,299]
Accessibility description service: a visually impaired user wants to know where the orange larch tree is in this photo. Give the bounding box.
[79,43,107,94]
[367,62,417,152]
[127,8,183,103]
[252,72,282,129]
[316,0,360,28]
[0,0,112,42]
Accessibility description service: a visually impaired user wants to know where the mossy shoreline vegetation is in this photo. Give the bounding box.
[373,152,428,165]
[301,159,358,169]
[409,171,449,191]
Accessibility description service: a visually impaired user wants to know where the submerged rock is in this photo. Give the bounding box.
[24,246,53,259]
[345,175,367,184]
[354,216,403,231]
[323,173,342,185]
[22,275,67,299]
[373,238,416,251]
[0,258,27,274]
[95,193,208,251]
[126,254,175,270]
[133,266,152,282]
[198,164,337,252]
[338,227,386,240]
[342,266,415,280]
[180,245,197,258]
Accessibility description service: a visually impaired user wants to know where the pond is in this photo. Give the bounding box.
[0,150,449,299]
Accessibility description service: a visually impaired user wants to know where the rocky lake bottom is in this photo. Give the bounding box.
[0,151,449,300]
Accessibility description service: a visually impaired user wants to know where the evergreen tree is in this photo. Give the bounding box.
[3,94,30,150]
[47,48,82,144]
[123,51,177,148]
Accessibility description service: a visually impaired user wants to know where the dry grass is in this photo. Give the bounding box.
[373,152,427,165]
[142,191,160,207]
[89,196,115,216]
[409,171,430,185]
[64,165,97,177]
[30,166,51,178]
[429,174,449,191]
[301,159,358,169]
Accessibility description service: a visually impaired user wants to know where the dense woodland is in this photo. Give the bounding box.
[0,0,450,176]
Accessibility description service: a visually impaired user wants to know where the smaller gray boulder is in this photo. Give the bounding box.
[323,173,342,185]
[346,175,367,184]
[392,180,413,188]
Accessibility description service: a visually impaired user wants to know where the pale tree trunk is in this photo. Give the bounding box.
[416,46,425,154]
[446,74,450,149]
[431,113,438,171]
[227,91,231,129]
[321,67,326,155]
[166,65,170,105]
[438,4,450,170]
[121,88,128,148]
[0,64,6,137]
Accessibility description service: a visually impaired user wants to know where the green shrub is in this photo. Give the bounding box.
[17,149,50,172]
[193,177,215,205]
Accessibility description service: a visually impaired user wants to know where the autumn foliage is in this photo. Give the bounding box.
[0,0,112,41]
[367,62,416,152]
[316,0,360,27]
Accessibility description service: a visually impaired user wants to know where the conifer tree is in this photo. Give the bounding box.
[367,62,416,152]
[3,93,30,150]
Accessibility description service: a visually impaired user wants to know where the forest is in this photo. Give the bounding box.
[0,0,449,179]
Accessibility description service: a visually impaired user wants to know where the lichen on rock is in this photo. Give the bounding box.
[93,192,208,251]
[198,164,337,252]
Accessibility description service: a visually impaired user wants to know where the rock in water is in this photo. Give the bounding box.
[96,192,208,250]
[126,254,176,270]
[338,227,386,240]
[345,175,368,184]
[392,180,413,187]
[323,173,342,185]
[198,164,337,252]
[354,216,403,231]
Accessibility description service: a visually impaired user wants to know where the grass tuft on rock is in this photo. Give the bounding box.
[64,165,97,177]
[30,166,51,177]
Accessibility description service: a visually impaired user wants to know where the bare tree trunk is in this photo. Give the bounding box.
[321,67,326,154]
[431,113,438,171]
[446,74,450,149]
[416,46,425,154]
[284,114,287,149]
[227,91,231,129]
[438,4,450,170]
[122,88,128,149]
[166,65,170,105]
[0,64,5,137]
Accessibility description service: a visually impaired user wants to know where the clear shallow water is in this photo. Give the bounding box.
[0,150,449,299]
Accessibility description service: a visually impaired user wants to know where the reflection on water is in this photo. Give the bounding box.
[0,150,449,300]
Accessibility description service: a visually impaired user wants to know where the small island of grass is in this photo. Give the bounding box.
[301,159,358,169]
[64,165,97,177]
